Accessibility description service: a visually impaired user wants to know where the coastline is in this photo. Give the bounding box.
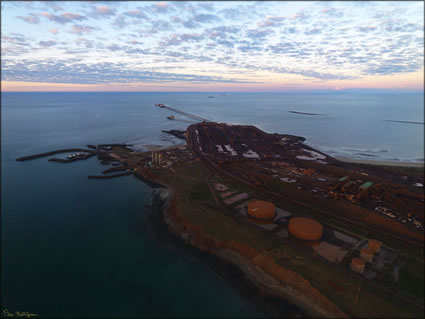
[335,156,424,167]
[147,186,308,318]
[147,182,347,318]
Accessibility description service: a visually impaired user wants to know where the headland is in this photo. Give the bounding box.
[17,122,424,318]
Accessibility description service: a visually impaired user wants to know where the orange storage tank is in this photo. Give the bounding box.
[247,200,276,220]
[368,239,382,253]
[350,258,365,274]
[288,217,323,241]
[360,247,375,263]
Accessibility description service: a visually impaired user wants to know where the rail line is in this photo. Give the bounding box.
[188,125,424,309]
[187,124,424,250]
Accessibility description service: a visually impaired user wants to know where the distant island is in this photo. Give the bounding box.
[288,110,325,116]
[384,120,424,125]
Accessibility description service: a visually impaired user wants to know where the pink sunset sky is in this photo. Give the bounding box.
[2,1,424,92]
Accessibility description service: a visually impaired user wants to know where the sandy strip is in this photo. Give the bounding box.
[142,143,186,152]
[335,156,424,167]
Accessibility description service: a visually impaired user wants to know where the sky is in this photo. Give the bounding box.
[1,1,424,92]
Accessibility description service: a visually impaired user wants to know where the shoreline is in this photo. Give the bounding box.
[147,186,308,318]
[335,156,424,167]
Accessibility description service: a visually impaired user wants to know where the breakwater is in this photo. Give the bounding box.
[102,166,129,174]
[98,143,134,151]
[16,148,96,161]
[49,153,97,163]
[88,172,133,179]
[162,130,187,140]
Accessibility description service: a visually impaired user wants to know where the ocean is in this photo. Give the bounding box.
[1,92,423,317]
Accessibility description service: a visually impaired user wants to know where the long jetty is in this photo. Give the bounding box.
[16,148,97,161]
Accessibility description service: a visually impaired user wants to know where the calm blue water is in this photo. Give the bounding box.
[1,92,424,317]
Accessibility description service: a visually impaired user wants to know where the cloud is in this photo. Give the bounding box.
[321,7,344,18]
[217,3,264,20]
[123,9,147,18]
[2,34,29,46]
[150,20,172,31]
[76,38,95,49]
[152,2,172,13]
[205,26,240,42]
[365,61,424,76]
[69,24,96,35]
[128,40,144,45]
[197,3,215,12]
[38,40,57,47]
[160,33,203,46]
[43,2,64,12]
[268,42,297,55]
[193,13,220,23]
[358,26,377,33]
[176,12,219,30]
[246,28,274,39]
[284,27,297,34]
[304,28,321,35]
[114,8,149,27]
[3,1,424,88]
[112,15,129,28]
[258,16,285,28]
[1,60,253,84]
[1,33,34,56]
[106,44,121,51]
[291,12,310,21]
[40,12,87,24]
[91,5,116,18]
[182,20,199,29]
[17,14,40,24]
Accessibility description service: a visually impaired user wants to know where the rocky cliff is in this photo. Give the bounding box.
[162,191,348,318]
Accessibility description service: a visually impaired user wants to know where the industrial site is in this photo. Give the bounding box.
[16,104,424,318]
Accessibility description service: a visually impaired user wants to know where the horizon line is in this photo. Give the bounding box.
[2,89,424,93]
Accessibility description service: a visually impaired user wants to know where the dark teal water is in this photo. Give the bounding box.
[1,92,423,317]
[1,93,265,318]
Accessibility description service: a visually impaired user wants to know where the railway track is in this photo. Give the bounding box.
[188,124,424,250]
[187,125,424,309]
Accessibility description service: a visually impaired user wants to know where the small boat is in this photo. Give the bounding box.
[155,103,165,108]
[208,96,215,98]
[167,115,175,120]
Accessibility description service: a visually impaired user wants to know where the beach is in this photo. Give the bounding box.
[335,156,424,167]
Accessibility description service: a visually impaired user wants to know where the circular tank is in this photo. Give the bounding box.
[360,247,374,263]
[288,217,323,241]
[368,239,382,253]
[351,258,365,274]
[247,200,276,220]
